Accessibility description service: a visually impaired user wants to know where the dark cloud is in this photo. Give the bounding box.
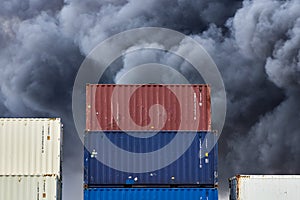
[0,0,299,200]
[59,0,242,53]
[0,13,83,116]
[0,11,84,200]
[210,0,300,196]
[0,0,63,19]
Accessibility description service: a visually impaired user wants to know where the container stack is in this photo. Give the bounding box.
[84,84,218,200]
[0,118,63,200]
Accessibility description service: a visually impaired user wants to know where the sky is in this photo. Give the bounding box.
[0,0,300,199]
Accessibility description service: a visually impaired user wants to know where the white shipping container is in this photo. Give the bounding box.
[0,175,61,200]
[0,118,62,177]
[229,175,300,200]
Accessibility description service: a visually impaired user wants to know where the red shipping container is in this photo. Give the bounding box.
[86,84,211,131]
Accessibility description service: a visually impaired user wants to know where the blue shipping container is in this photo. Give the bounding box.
[84,131,218,186]
[84,188,218,200]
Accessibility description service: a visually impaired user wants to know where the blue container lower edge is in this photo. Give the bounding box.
[84,188,218,200]
[84,131,218,186]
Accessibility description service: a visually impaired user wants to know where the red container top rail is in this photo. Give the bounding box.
[86,84,211,131]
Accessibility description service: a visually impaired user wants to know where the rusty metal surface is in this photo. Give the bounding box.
[86,84,211,131]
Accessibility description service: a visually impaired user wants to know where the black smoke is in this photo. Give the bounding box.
[1,0,299,199]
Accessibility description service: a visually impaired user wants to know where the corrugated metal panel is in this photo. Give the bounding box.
[0,118,62,177]
[0,175,61,200]
[84,188,218,200]
[229,175,300,200]
[84,131,217,186]
[86,84,211,131]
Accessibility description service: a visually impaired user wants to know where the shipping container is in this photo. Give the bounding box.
[0,175,61,200]
[86,84,211,131]
[229,175,300,200]
[0,118,62,177]
[84,131,217,186]
[84,188,218,200]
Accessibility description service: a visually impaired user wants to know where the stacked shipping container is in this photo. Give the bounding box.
[0,118,62,200]
[0,176,61,200]
[84,84,218,200]
[229,175,300,200]
[84,188,218,200]
[86,84,211,131]
[84,131,217,186]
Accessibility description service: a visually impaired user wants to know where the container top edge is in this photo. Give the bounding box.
[84,130,215,134]
[86,84,210,86]
[232,174,300,179]
[0,175,60,177]
[0,118,61,121]
[84,188,218,191]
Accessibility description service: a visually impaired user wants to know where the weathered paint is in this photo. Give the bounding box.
[84,188,218,200]
[84,131,218,186]
[0,118,62,177]
[229,175,300,200]
[86,84,211,131]
[0,175,61,200]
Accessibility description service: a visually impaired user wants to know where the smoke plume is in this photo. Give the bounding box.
[0,0,299,199]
